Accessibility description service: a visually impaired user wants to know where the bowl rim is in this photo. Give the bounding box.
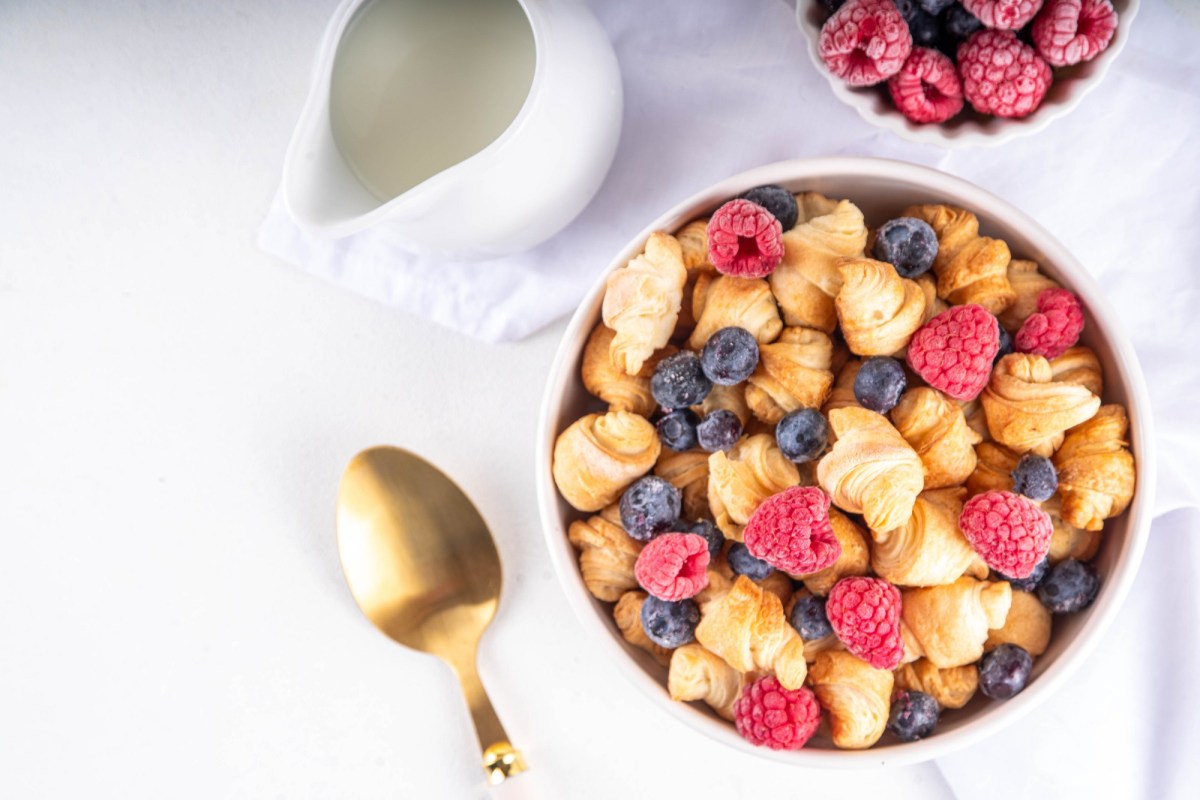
[793,0,1141,149]
[535,156,1156,767]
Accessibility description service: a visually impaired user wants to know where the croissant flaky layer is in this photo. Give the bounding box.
[654,449,711,521]
[695,575,808,689]
[668,643,744,720]
[893,660,979,710]
[602,231,687,376]
[835,257,926,356]
[614,591,673,667]
[891,387,981,489]
[553,410,660,511]
[871,489,988,588]
[808,650,893,750]
[708,434,800,540]
[1053,405,1136,531]
[567,504,642,602]
[744,326,835,424]
[902,203,1015,314]
[902,577,1012,669]
[985,590,1052,657]
[581,324,659,416]
[999,259,1059,332]
[687,274,783,350]
[981,353,1100,456]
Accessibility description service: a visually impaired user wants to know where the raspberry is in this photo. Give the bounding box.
[962,0,1045,30]
[957,30,1052,119]
[705,199,784,279]
[958,490,1053,579]
[1015,288,1084,359]
[634,532,710,601]
[1032,0,1117,67]
[826,577,905,670]
[818,0,913,87]
[906,304,999,402]
[743,486,841,575]
[733,676,822,750]
[888,47,964,124]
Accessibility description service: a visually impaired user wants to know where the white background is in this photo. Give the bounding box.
[3,1,1199,798]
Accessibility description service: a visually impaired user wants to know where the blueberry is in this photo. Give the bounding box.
[997,556,1049,593]
[651,351,712,410]
[978,644,1033,699]
[996,321,1014,362]
[656,409,700,451]
[788,594,833,640]
[919,0,954,13]
[819,0,846,12]
[775,408,829,463]
[740,185,799,232]
[893,0,916,16]
[619,476,682,542]
[640,596,700,648]
[685,519,725,560]
[854,356,908,414]
[696,409,743,453]
[907,9,941,47]
[873,217,938,279]
[887,690,940,741]
[943,4,982,42]
[1038,559,1101,614]
[728,542,773,581]
[700,327,760,385]
[1011,455,1058,502]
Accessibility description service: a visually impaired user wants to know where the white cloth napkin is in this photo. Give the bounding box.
[262,1,1200,794]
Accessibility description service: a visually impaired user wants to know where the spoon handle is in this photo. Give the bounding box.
[450,656,527,785]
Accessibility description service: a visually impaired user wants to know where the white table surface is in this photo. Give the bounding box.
[2,2,1196,798]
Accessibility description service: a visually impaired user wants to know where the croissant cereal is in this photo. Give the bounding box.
[796,508,870,595]
[695,382,751,427]
[687,274,783,350]
[808,650,893,750]
[1049,346,1104,397]
[695,575,808,689]
[903,203,1016,314]
[822,359,862,418]
[553,410,661,511]
[998,259,1061,332]
[893,660,979,710]
[707,434,800,540]
[671,219,716,344]
[916,272,948,325]
[1053,405,1136,531]
[965,441,1020,496]
[981,353,1101,456]
[891,387,981,489]
[602,231,687,375]
[614,591,673,667]
[567,504,642,602]
[668,643,745,720]
[654,449,711,522]
[871,489,989,588]
[835,257,926,356]
[902,577,1012,669]
[581,324,659,416]
[770,194,868,332]
[817,407,924,533]
[984,590,1052,657]
[744,326,835,425]
[1044,495,1103,563]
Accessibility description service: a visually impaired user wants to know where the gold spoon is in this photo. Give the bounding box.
[336,446,527,787]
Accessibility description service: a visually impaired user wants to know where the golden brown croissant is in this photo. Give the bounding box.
[1044,495,1102,563]
[654,449,710,522]
[902,204,1015,314]
[999,259,1060,332]
[808,650,893,750]
[901,577,1012,668]
[695,575,808,689]
[707,434,800,540]
[581,324,659,416]
[671,219,716,344]
[695,382,751,426]
[552,410,661,511]
[835,257,927,356]
[817,407,924,533]
[602,231,687,375]
[770,194,868,332]
[797,508,870,595]
[981,354,1100,456]
[965,441,1019,496]
[699,555,792,612]
[984,589,1051,657]
[1053,405,1136,531]
[614,591,673,667]
[893,660,978,710]
[744,326,835,425]
[916,273,948,324]
[668,643,745,720]
[891,387,981,489]
[960,398,990,442]
[823,359,862,417]
[871,489,989,588]
[687,274,783,350]
[567,504,642,602]
[1048,346,1103,397]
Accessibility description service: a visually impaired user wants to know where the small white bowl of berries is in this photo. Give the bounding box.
[797,0,1139,147]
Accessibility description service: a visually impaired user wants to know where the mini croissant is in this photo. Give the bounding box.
[823,359,862,417]
[891,387,981,489]
[808,650,893,750]
[553,410,661,511]
[668,643,745,720]
[707,434,800,540]
[1053,404,1136,531]
[614,591,673,667]
[567,504,642,602]
[902,577,1012,669]
[871,489,989,588]
[817,407,924,533]
[916,273,948,325]
[581,324,659,416]
[902,204,1016,314]
[602,231,687,375]
[835,257,926,356]
[796,508,870,595]
[770,194,868,333]
[1048,346,1104,397]
[744,326,835,425]
[1044,495,1102,563]
[695,575,808,689]
[965,441,1019,496]
[687,274,783,350]
[981,353,1100,457]
[893,660,978,710]
[695,382,751,427]
[999,259,1060,332]
[672,219,716,344]
[654,449,711,521]
[984,590,1051,657]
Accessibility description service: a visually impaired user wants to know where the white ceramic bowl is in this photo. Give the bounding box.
[795,0,1139,148]
[536,158,1155,767]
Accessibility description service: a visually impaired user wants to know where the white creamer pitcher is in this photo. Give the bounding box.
[282,0,622,259]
